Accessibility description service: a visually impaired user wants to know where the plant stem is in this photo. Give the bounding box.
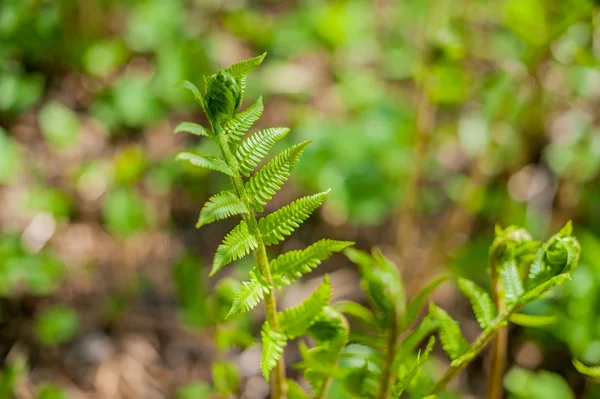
[216,123,288,399]
[379,314,399,399]
[429,303,519,395]
[488,255,506,399]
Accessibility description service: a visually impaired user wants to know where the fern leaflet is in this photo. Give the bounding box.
[224,97,264,143]
[573,358,600,378]
[429,303,468,360]
[270,239,353,287]
[178,80,203,106]
[227,270,269,318]
[246,141,311,210]
[176,152,234,176]
[196,191,248,228]
[173,121,210,138]
[211,221,258,276]
[499,257,524,305]
[258,191,329,246]
[457,278,497,329]
[235,127,290,176]
[261,321,287,382]
[392,336,436,398]
[279,276,332,339]
[226,53,266,79]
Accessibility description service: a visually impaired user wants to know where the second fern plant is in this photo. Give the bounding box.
[175,54,352,399]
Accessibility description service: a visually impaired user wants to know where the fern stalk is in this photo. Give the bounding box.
[429,301,521,395]
[215,123,288,397]
[487,253,506,399]
[379,313,399,399]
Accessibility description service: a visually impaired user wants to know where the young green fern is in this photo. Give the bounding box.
[174,54,353,399]
[339,222,580,398]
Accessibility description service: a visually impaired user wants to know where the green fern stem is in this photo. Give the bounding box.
[215,122,288,398]
[429,302,521,395]
[379,312,399,399]
[487,256,507,399]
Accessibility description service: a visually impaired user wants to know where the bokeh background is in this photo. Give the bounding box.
[1,0,600,398]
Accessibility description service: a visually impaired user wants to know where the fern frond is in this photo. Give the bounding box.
[226,53,267,79]
[196,191,248,228]
[211,221,258,276]
[270,239,354,287]
[345,248,404,328]
[573,358,600,378]
[261,321,287,382]
[235,127,290,176]
[227,270,270,318]
[499,257,524,305]
[429,303,468,360]
[395,315,439,365]
[457,278,497,329]
[404,275,451,328]
[519,273,569,304]
[176,152,234,176]
[279,276,332,339]
[224,97,264,143]
[173,121,211,138]
[259,191,329,246]
[178,80,204,107]
[334,300,379,331]
[392,336,436,398]
[303,306,350,393]
[246,141,311,210]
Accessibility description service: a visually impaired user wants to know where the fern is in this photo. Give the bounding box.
[173,121,211,138]
[197,191,248,228]
[235,127,290,176]
[261,321,287,381]
[224,96,264,143]
[259,191,329,246]
[176,152,234,176]
[175,54,351,397]
[211,221,258,276]
[279,276,332,339]
[457,278,497,329]
[178,80,204,106]
[573,358,600,379]
[499,255,525,305]
[392,336,436,398]
[429,303,468,360]
[270,239,353,287]
[227,270,269,318]
[246,141,311,210]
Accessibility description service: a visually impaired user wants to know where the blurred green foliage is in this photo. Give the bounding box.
[0,0,599,397]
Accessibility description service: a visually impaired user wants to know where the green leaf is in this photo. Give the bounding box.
[39,102,80,149]
[457,278,497,329]
[224,96,264,143]
[227,270,269,318]
[211,221,258,276]
[212,361,240,396]
[499,256,524,305]
[503,0,548,46]
[178,80,204,107]
[510,313,557,327]
[429,303,468,360]
[392,336,436,398]
[287,379,310,399]
[173,121,210,138]
[404,276,451,328]
[246,141,311,211]
[279,276,332,339]
[197,191,248,228]
[346,248,404,328]
[176,152,234,176]
[573,358,600,379]
[334,301,379,331]
[36,385,68,399]
[103,188,149,237]
[226,53,266,79]
[396,315,439,361]
[35,305,80,347]
[519,273,569,304]
[504,367,575,399]
[176,382,212,399]
[261,321,287,382]
[235,127,290,176]
[270,239,354,287]
[258,191,329,246]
